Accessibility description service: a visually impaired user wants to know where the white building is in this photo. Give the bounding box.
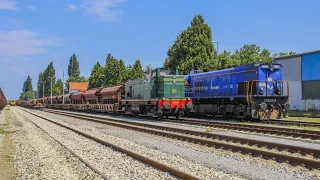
[275,50,320,111]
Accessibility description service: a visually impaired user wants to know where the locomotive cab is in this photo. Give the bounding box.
[246,63,290,119]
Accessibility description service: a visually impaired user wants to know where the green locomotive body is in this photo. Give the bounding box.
[121,68,192,118]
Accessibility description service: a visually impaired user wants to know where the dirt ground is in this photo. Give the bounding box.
[0,107,16,180]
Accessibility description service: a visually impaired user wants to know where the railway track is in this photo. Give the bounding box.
[41,108,320,140]
[262,119,320,128]
[19,108,199,180]
[166,118,320,140]
[16,109,110,180]
[39,108,320,169]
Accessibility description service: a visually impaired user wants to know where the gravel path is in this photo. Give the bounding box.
[11,107,102,180]
[0,107,16,180]
[14,107,177,180]
[31,108,320,180]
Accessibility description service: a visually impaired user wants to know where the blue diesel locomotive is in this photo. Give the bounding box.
[185,63,290,119]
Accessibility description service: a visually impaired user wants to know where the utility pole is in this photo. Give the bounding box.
[41,81,45,104]
[213,41,219,69]
[50,76,56,104]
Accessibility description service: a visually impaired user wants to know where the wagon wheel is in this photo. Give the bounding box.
[175,113,180,119]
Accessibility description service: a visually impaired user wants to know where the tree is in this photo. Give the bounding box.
[119,59,127,82]
[259,49,273,63]
[37,72,44,98]
[89,62,105,88]
[237,44,261,64]
[132,59,144,79]
[68,54,80,78]
[125,64,133,81]
[53,79,64,95]
[42,62,56,97]
[23,76,33,93]
[219,50,233,69]
[66,54,88,90]
[164,14,216,74]
[273,51,296,58]
[104,54,122,86]
[144,64,153,74]
[19,90,37,100]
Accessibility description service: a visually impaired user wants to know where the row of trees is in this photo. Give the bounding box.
[88,53,147,88]
[20,53,149,100]
[36,54,88,98]
[20,14,296,100]
[19,76,37,100]
[164,15,295,74]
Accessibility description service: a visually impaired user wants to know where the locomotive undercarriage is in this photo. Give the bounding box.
[121,100,190,119]
[192,96,290,120]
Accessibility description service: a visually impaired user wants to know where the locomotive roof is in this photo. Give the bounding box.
[186,63,281,78]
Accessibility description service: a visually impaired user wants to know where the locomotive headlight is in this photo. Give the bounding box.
[273,65,280,69]
[259,87,264,95]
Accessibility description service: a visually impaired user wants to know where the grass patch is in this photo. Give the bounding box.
[239,121,320,130]
[203,128,213,133]
[289,111,320,118]
[282,125,320,131]
[0,128,12,134]
[283,117,320,122]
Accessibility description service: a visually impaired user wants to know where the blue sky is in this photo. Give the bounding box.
[0,0,320,100]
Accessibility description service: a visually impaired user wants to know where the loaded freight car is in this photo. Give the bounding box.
[185,63,290,120]
[121,68,193,118]
[0,88,7,110]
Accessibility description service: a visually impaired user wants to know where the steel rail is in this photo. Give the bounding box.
[15,109,110,180]
[262,119,320,128]
[42,109,320,169]
[20,108,199,180]
[166,119,320,140]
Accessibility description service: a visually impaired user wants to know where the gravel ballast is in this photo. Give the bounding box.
[43,109,320,145]
[30,108,320,180]
[11,107,102,179]
[14,107,178,180]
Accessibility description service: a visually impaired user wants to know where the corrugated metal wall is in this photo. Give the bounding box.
[289,81,302,110]
[276,51,320,110]
[302,80,320,99]
[276,57,302,110]
[301,52,320,110]
[302,53,320,81]
[277,56,301,81]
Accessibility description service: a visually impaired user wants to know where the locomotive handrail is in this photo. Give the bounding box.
[247,80,290,99]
